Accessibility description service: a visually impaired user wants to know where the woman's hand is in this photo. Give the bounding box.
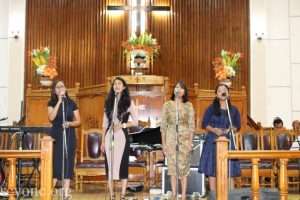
[58,89,66,104]
[114,124,123,132]
[214,128,223,136]
[101,141,105,153]
[162,144,168,156]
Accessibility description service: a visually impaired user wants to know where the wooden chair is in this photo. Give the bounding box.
[0,132,14,188]
[21,132,47,188]
[237,129,275,188]
[273,129,299,186]
[127,120,150,190]
[259,128,276,187]
[75,129,106,191]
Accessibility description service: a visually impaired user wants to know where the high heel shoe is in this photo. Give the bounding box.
[120,193,126,200]
[110,194,116,200]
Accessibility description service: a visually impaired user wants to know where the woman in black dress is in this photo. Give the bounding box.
[47,80,81,199]
[100,77,138,200]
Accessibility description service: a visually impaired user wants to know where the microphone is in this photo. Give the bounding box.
[174,88,179,98]
[115,92,118,97]
[221,92,227,97]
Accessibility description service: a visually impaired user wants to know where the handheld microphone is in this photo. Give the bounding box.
[115,92,118,97]
[221,92,227,97]
[174,88,179,98]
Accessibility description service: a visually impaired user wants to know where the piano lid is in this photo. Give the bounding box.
[129,126,161,145]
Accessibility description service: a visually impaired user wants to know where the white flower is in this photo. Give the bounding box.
[224,66,236,77]
[36,65,46,75]
[131,50,147,58]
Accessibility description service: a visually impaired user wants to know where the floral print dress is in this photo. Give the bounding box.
[161,100,195,177]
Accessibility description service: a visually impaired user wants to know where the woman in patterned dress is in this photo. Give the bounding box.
[100,77,138,200]
[161,81,195,200]
[198,84,241,191]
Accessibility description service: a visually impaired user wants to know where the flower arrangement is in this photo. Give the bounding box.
[212,50,243,81]
[121,31,160,59]
[28,47,58,79]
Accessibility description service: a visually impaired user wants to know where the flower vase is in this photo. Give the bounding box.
[220,79,232,88]
[134,57,147,68]
[40,76,53,87]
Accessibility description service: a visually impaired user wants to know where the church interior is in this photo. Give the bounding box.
[0,0,299,199]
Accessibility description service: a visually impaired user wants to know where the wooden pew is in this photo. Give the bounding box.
[216,137,300,200]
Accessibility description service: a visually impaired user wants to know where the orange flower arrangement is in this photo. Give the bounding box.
[28,47,58,79]
[121,31,160,59]
[212,50,243,81]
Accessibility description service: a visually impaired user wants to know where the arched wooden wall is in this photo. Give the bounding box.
[25,0,249,95]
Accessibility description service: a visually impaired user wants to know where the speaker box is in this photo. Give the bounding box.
[208,187,280,200]
[190,134,205,167]
[164,134,205,167]
[162,167,206,196]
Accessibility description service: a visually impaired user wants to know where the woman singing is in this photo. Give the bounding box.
[100,77,138,200]
[198,84,241,191]
[48,80,81,199]
[161,81,195,200]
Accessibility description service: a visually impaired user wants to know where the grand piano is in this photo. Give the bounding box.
[129,125,162,151]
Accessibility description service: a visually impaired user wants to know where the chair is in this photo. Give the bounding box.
[127,120,150,190]
[0,132,16,188]
[273,129,299,185]
[237,129,274,188]
[21,132,46,188]
[75,129,106,191]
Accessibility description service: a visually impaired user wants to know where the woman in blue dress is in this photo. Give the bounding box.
[198,84,241,191]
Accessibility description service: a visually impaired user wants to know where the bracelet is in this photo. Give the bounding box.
[123,123,127,129]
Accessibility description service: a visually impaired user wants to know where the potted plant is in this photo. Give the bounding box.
[122,31,160,68]
[28,47,58,86]
[212,50,243,87]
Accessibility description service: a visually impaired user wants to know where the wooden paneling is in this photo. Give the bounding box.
[25,0,250,100]
[25,0,129,89]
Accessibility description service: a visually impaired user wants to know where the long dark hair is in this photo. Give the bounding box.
[104,77,131,123]
[212,84,232,116]
[171,81,189,103]
[49,80,71,106]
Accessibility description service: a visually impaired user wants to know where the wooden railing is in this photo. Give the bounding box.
[0,136,53,200]
[216,137,300,200]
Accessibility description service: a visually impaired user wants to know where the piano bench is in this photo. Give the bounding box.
[128,160,148,190]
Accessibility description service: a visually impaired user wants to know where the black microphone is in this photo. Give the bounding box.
[174,91,179,98]
[115,92,118,97]
[221,92,227,97]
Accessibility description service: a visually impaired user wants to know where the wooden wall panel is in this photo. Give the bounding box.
[25,0,250,102]
[149,0,249,91]
[25,0,129,89]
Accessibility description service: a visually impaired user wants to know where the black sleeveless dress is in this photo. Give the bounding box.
[48,99,78,180]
